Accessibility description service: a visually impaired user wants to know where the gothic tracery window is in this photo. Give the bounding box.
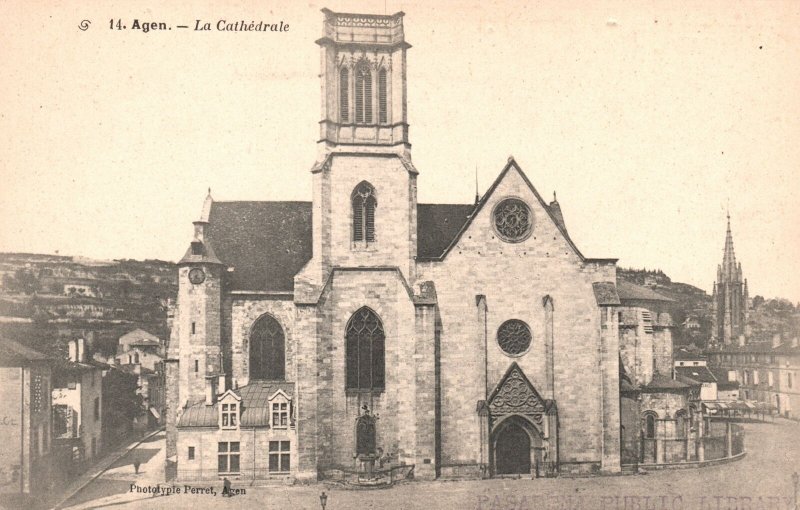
[355,62,373,124]
[497,319,532,356]
[346,307,385,390]
[352,182,377,243]
[493,198,533,242]
[249,314,285,380]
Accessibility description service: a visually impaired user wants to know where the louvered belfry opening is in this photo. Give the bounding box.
[345,307,385,390]
[339,67,349,122]
[355,62,372,124]
[352,182,377,244]
[378,68,387,124]
[249,314,285,381]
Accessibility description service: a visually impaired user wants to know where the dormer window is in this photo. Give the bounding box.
[221,403,238,428]
[218,390,242,430]
[268,389,293,429]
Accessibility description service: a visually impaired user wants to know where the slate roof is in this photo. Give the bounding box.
[178,380,295,428]
[674,348,707,361]
[51,358,103,375]
[119,328,160,346]
[675,365,717,384]
[206,201,313,292]
[641,373,691,392]
[709,367,740,390]
[0,339,51,366]
[592,282,621,306]
[616,280,673,303]
[203,201,481,292]
[417,204,476,259]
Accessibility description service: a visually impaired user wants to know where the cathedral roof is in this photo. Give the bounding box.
[204,200,485,292]
[207,201,313,292]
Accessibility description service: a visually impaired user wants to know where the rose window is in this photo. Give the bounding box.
[497,320,532,356]
[493,198,532,242]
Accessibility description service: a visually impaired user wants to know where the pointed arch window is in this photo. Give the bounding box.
[352,182,377,244]
[345,307,385,391]
[339,67,349,123]
[378,68,387,124]
[249,314,285,381]
[355,62,372,124]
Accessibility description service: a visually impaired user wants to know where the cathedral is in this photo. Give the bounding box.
[165,8,688,482]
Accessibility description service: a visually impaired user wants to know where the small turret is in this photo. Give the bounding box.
[549,191,567,233]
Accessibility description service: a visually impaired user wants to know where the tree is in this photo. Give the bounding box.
[102,368,144,447]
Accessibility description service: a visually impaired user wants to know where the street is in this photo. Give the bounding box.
[60,421,799,510]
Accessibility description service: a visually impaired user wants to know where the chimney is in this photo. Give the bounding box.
[792,337,798,348]
[218,374,227,394]
[205,377,218,406]
[68,340,77,362]
[77,338,85,362]
[737,334,745,347]
[772,333,781,349]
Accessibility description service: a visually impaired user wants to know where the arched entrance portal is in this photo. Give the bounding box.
[485,363,557,477]
[491,415,543,476]
[495,420,531,474]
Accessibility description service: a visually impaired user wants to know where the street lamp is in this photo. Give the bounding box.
[792,472,799,510]
[320,491,328,510]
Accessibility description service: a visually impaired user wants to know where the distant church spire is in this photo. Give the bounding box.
[711,212,749,346]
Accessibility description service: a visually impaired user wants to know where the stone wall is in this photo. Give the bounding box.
[177,426,297,481]
[304,269,434,477]
[230,298,297,388]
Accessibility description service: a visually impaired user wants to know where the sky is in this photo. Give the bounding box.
[0,0,798,301]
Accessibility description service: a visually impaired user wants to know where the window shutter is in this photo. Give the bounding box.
[365,197,375,242]
[363,71,372,123]
[355,71,364,123]
[339,68,349,122]
[353,198,364,241]
[378,69,387,124]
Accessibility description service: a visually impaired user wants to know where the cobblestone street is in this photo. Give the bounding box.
[56,420,799,510]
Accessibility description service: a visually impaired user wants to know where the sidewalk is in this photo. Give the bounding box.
[50,428,164,510]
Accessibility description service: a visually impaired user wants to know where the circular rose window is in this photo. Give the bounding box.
[492,198,532,242]
[497,320,532,356]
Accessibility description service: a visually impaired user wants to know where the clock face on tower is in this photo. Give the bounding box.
[188,267,206,285]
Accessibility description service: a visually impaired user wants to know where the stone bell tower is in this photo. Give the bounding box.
[295,8,419,293]
[316,8,411,152]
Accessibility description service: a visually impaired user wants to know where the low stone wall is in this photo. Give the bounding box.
[632,451,746,471]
